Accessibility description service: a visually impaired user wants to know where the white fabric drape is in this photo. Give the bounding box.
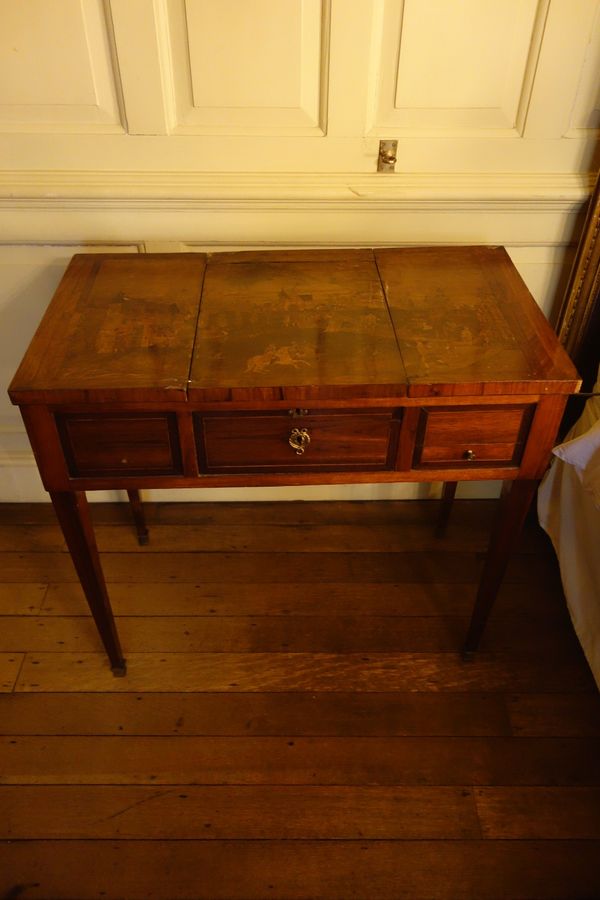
[538,368,600,689]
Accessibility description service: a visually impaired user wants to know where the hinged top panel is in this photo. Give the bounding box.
[9,253,207,404]
[9,246,580,408]
[375,246,580,397]
[189,249,408,402]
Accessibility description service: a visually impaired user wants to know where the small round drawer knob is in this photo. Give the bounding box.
[289,427,311,456]
[463,449,476,461]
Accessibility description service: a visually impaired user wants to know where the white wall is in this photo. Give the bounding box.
[0,0,598,502]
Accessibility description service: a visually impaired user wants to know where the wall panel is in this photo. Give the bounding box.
[166,0,329,134]
[0,0,597,168]
[0,1,599,501]
[0,0,123,132]
[368,0,545,134]
[568,1,600,132]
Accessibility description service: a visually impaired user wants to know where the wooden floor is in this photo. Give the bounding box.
[0,499,599,900]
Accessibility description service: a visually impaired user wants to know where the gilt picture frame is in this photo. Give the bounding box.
[556,171,600,361]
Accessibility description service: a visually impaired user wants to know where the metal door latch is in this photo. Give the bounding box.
[377,140,397,172]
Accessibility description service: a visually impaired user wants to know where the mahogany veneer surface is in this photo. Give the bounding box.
[9,254,207,405]
[376,246,575,395]
[9,247,579,406]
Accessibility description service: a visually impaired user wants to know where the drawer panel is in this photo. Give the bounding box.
[414,405,533,468]
[57,414,182,477]
[196,410,397,473]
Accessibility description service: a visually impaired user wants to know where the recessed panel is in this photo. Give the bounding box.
[196,410,395,473]
[167,0,328,133]
[187,0,302,109]
[0,0,123,131]
[414,405,533,468]
[369,0,544,133]
[57,413,183,477]
[0,1,95,106]
[569,2,600,131]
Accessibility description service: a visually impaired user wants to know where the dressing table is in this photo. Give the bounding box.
[9,246,580,674]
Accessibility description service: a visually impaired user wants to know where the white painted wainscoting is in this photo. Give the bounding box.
[0,0,598,501]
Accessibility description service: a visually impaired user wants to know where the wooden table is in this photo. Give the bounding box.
[9,247,580,674]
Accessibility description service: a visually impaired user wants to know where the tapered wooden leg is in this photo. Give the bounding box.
[435,481,457,538]
[127,489,149,546]
[50,491,126,675]
[462,479,538,658]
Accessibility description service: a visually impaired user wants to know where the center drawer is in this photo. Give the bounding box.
[195,410,397,473]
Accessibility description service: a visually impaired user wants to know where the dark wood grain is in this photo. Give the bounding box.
[13,650,595,693]
[0,548,558,584]
[508,693,600,737]
[38,579,561,618]
[197,409,396,471]
[2,839,600,899]
[0,654,23,692]
[0,691,513,736]
[0,498,516,526]
[1,785,480,840]
[375,246,580,397]
[2,734,600,786]
[0,612,581,655]
[49,492,125,674]
[8,253,207,404]
[57,413,182,477]
[475,786,600,839]
[0,518,551,553]
[189,251,408,401]
[126,489,149,545]
[1,500,599,900]
[463,479,539,654]
[415,404,533,467]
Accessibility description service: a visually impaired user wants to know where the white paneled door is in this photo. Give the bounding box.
[0,0,597,170]
[0,0,599,502]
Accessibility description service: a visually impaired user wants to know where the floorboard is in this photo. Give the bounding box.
[2,839,600,899]
[0,499,599,900]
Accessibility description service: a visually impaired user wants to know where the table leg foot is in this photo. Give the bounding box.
[111,661,127,677]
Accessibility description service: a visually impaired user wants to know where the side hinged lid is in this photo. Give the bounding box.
[375,246,581,397]
[9,253,207,405]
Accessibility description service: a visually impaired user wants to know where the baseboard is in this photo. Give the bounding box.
[0,450,503,503]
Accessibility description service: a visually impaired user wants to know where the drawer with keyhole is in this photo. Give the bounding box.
[195,409,398,473]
